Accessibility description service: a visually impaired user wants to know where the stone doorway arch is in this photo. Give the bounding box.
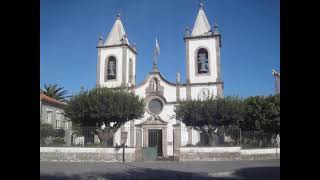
[135,116,168,161]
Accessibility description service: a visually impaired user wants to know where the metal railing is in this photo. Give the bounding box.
[181,126,279,149]
[41,124,279,149]
[40,125,133,147]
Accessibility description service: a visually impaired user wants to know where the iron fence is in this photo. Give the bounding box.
[41,124,279,149]
[240,131,278,149]
[40,125,133,147]
[181,126,279,149]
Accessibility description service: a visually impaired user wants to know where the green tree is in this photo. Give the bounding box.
[241,94,280,133]
[41,84,70,101]
[64,87,144,146]
[175,96,244,129]
[175,96,244,145]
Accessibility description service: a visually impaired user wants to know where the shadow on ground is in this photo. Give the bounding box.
[40,166,279,180]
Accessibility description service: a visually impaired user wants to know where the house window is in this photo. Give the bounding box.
[46,110,52,124]
[105,56,117,80]
[196,48,209,74]
[56,112,61,128]
[65,121,69,130]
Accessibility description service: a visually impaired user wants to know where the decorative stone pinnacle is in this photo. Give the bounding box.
[116,12,121,20]
[98,35,103,46]
[213,22,220,35]
[214,22,218,28]
[199,2,204,9]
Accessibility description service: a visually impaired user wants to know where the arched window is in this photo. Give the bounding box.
[106,56,116,80]
[196,48,209,74]
[129,58,133,83]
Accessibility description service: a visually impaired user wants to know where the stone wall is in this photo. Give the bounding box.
[40,147,135,162]
[40,147,280,162]
[240,148,280,160]
[180,147,241,161]
[180,147,280,161]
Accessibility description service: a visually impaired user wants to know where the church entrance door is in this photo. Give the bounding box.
[148,129,163,157]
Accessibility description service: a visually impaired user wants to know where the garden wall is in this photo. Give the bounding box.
[180,147,241,161]
[40,147,280,162]
[179,147,280,161]
[40,147,135,162]
[240,148,280,160]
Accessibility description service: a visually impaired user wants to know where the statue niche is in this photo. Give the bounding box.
[146,77,164,95]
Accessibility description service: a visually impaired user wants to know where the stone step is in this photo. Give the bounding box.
[156,156,174,161]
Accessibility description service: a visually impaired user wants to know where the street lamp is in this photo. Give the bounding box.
[121,131,128,163]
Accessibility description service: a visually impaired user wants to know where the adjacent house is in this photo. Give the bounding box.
[40,92,71,130]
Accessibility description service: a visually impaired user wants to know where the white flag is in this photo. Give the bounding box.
[155,38,160,55]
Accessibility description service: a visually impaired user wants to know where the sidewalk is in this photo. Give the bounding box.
[40,159,280,180]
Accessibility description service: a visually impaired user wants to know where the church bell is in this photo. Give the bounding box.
[108,61,115,76]
[198,53,208,72]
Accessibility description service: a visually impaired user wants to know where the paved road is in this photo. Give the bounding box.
[40,159,280,180]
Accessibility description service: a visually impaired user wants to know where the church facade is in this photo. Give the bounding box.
[96,4,223,158]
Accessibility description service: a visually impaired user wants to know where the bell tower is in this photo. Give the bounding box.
[97,13,137,88]
[184,3,223,97]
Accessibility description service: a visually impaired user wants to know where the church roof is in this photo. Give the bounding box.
[104,15,129,46]
[191,5,212,37]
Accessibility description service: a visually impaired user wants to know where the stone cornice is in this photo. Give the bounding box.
[97,44,137,55]
[183,34,221,42]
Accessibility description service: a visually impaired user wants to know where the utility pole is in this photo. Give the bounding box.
[272,69,280,94]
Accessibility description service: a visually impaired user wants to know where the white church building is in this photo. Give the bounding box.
[96,4,223,158]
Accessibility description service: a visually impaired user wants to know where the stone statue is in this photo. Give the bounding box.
[147,116,153,121]
[153,79,157,91]
[176,72,180,83]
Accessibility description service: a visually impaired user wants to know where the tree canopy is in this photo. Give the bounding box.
[175,94,280,134]
[175,96,244,131]
[64,87,145,130]
[241,94,280,133]
[64,87,145,146]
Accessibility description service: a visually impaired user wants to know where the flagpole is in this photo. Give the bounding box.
[153,38,160,71]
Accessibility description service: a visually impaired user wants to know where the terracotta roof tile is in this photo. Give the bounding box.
[40,93,65,106]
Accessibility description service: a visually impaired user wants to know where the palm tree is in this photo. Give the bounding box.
[41,84,70,101]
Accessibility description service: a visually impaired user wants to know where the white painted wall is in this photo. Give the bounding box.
[190,85,217,100]
[160,81,177,102]
[240,148,280,155]
[181,123,189,146]
[127,49,137,86]
[179,86,187,101]
[99,47,123,87]
[187,38,217,84]
[191,128,200,145]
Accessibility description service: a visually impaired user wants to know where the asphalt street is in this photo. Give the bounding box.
[40,159,280,180]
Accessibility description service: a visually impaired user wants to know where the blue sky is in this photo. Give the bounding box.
[40,0,279,97]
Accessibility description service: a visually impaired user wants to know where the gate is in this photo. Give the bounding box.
[148,129,162,157]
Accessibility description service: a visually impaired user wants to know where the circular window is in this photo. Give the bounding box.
[148,99,163,115]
